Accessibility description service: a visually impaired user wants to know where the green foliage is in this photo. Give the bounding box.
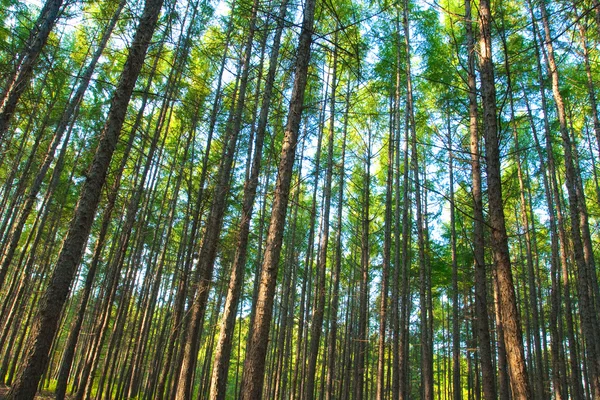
[0,0,598,398]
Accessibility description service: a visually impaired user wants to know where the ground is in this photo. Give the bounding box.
[0,386,60,399]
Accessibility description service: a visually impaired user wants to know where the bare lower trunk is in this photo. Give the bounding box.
[465,0,496,400]
[354,132,371,400]
[176,4,260,398]
[499,25,545,397]
[448,113,460,400]
[325,81,349,400]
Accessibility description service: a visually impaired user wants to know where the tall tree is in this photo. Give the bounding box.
[448,112,460,400]
[464,1,497,397]
[304,36,337,400]
[0,0,64,141]
[209,0,289,397]
[538,1,600,396]
[325,79,350,400]
[175,2,261,398]
[354,125,371,400]
[239,0,317,395]
[5,0,165,397]
[376,87,393,400]
[477,0,532,398]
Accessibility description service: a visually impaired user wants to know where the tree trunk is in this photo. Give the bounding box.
[538,0,600,396]
[477,0,532,398]
[0,0,64,141]
[397,7,413,400]
[305,36,337,400]
[273,151,303,400]
[175,2,260,396]
[325,79,349,400]
[376,86,393,400]
[209,1,289,397]
[499,24,545,398]
[465,2,497,399]
[524,8,579,396]
[353,128,371,400]
[448,112,461,400]
[157,11,235,398]
[239,0,316,395]
[5,0,164,398]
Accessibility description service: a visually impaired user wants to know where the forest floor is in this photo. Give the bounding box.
[0,386,62,399]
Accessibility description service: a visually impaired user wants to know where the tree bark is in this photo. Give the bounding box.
[477,0,532,398]
[5,0,164,398]
[464,2,497,399]
[499,21,546,397]
[325,79,350,400]
[354,128,371,400]
[175,2,261,397]
[0,0,64,141]
[376,86,393,400]
[448,112,461,400]
[209,1,289,397]
[239,0,316,395]
[538,0,600,396]
[305,36,337,400]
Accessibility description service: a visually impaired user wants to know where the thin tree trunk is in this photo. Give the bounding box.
[354,129,371,400]
[273,149,304,400]
[5,0,164,397]
[0,0,64,141]
[538,1,600,396]
[239,0,316,395]
[525,8,579,396]
[175,3,258,397]
[397,6,413,399]
[325,79,350,400]
[305,37,337,400]
[126,124,187,399]
[78,55,172,399]
[477,0,531,398]
[297,77,331,400]
[209,2,289,397]
[376,88,393,400]
[157,12,235,398]
[466,3,496,397]
[400,0,432,396]
[499,25,545,398]
[523,88,567,400]
[124,1,205,393]
[448,112,460,400]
